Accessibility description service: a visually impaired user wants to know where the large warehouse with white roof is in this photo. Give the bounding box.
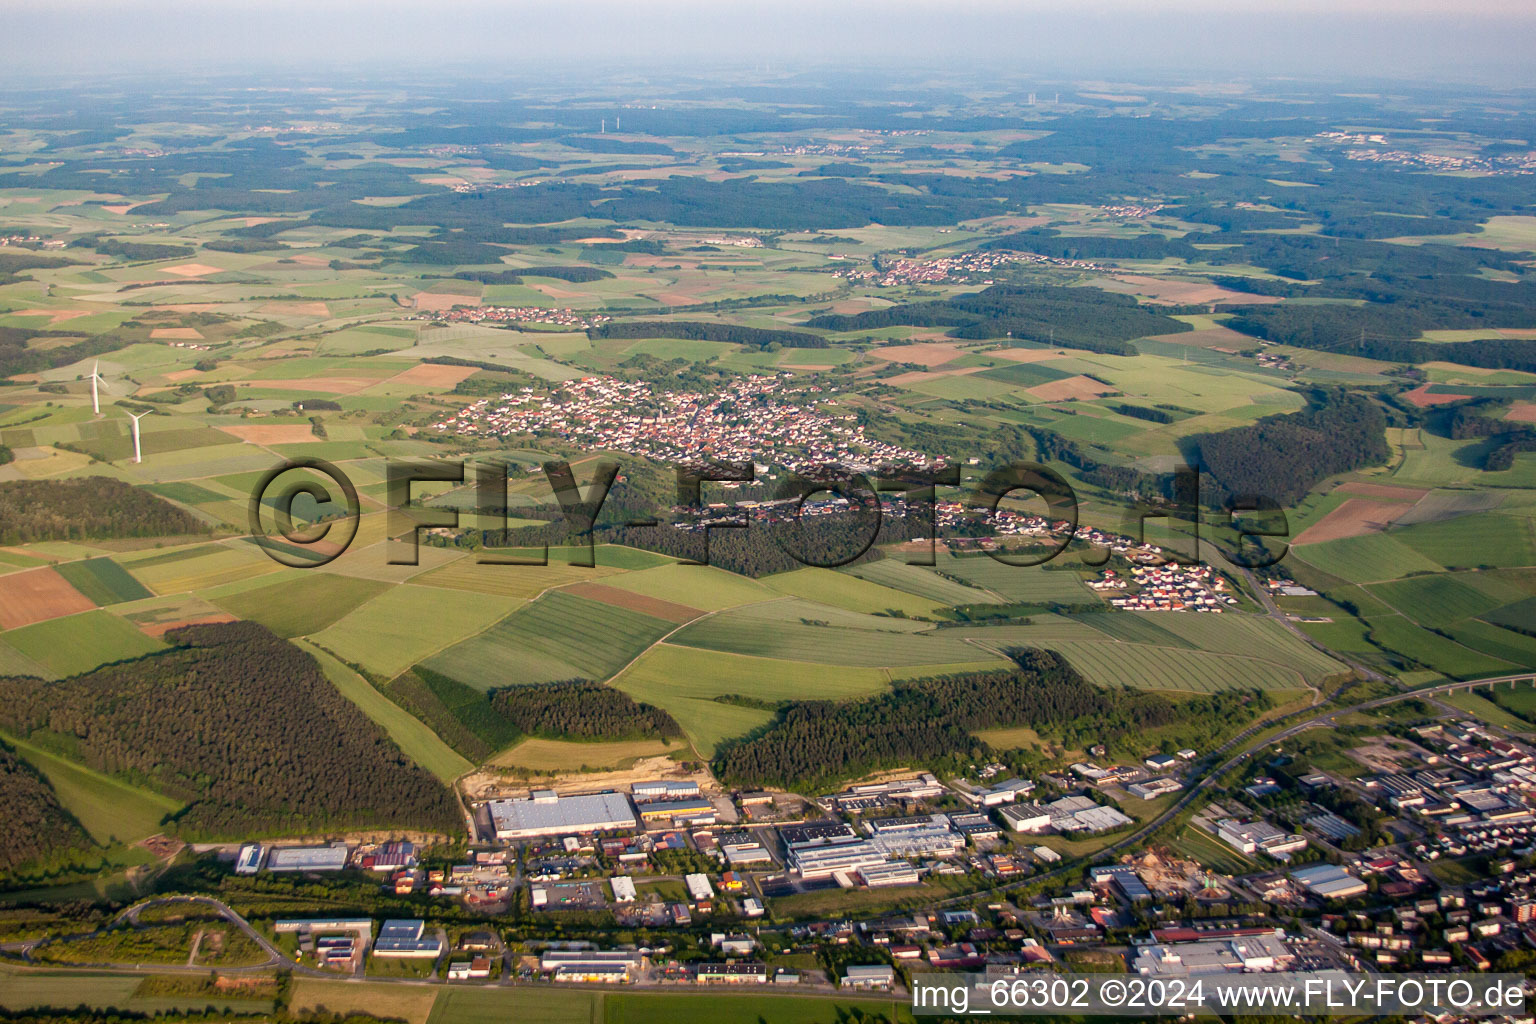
[487,790,639,840]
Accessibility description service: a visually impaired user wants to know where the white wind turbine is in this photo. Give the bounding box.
[89,361,107,416]
[127,410,149,464]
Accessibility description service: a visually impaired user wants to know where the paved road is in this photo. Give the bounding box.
[12,895,288,974]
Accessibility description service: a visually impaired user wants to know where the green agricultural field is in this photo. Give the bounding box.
[413,556,625,599]
[492,736,682,772]
[427,987,595,1024]
[1,611,163,678]
[967,636,1315,692]
[53,558,153,606]
[1365,615,1516,679]
[928,550,1100,604]
[1391,513,1536,570]
[212,572,390,637]
[762,566,946,617]
[309,584,521,679]
[1438,690,1534,732]
[121,542,282,595]
[143,481,229,505]
[1446,620,1536,669]
[1490,684,1536,724]
[423,590,675,689]
[670,600,987,666]
[297,641,471,782]
[599,562,776,610]
[1127,613,1347,683]
[612,643,892,756]
[2,731,182,844]
[1291,532,1445,584]
[841,556,1003,605]
[1367,573,1505,626]
[605,992,914,1024]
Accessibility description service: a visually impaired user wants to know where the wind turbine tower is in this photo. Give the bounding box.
[89,361,105,416]
[127,410,149,464]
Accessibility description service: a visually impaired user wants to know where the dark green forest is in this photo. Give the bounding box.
[0,745,92,875]
[0,477,207,545]
[0,622,461,838]
[713,648,1261,788]
[490,681,681,740]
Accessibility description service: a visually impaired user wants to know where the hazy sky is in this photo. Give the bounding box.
[4,1,1534,86]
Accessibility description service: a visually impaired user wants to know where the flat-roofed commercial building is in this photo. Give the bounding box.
[632,780,701,803]
[1290,864,1368,900]
[1132,933,1294,976]
[637,798,716,825]
[999,802,1053,833]
[789,839,889,880]
[541,950,643,982]
[235,843,264,875]
[697,962,768,984]
[487,791,638,840]
[373,919,443,958]
[685,873,716,901]
[266,843,351,872]
[860,862,921,887]
[843,965,896,990]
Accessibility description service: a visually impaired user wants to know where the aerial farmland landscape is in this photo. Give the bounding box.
[2,2,1536,1022]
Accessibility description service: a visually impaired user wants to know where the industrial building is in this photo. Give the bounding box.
[373,919,443,958]
[266,843,351,873]
[1215,818,1309,860]
[684,873,716,901]
[631,780,701,803]
[234,843,264,875]
[826,773,945,812]
[611,876,637,903]
[999,802,1053,833]
[842,965,896,990]
[780,821,860,848]
[866,815,965,858]
[1046,795,1134,833]
[1290,864,1369,900]
[636,798,716,826]
[697,962,768,984]
[541,950,643,983]
[1090,864,1152,902]
[717,833,775,866]
[788,839,889,880]
[487,791,639,840]
[1133,933,1293,976]
[860,862,921,887]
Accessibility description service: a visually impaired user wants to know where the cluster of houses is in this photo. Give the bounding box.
[432,372,933,472]
[1096,564,1237,612]
[414,304,612,330]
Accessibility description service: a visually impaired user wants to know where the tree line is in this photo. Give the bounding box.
[0,477,207,545]
[589,321,829,349]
